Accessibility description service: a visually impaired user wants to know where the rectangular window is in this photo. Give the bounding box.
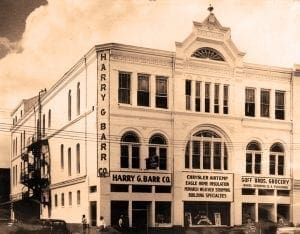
[132,185,152,193]
[213,142,221,169]
[275,91,285,120]
[77,190,80,205]
[137,74,150,106]
[224,145,228,170]
[68,148,71,176]
[278,155,284,175]
[203,141,211,169]
[195,81,201,112]
[156,76,168,108]
[48,109,51,128]
[223,85,229,114]
[185,80,191,110]
[246,153,252,173]
[61,193,65,207]
[54,194,58,207]
[214,84,219,113]
[60,145,64,169]
[132,145,140,169]
[155,202,171,224]
[255,154,261,174]
[120,145,129,168]
[192,141,200,169]
[89,186,97,193]
[155,186,171,193]
[69,192,72,206]
[42,114,45,137]
[269,155,276,175]
[245,88,255,116]
[185,143,190,168]
[76,144,80,174]
[242,189,255,195]
[118,72,131,104]
[111,184,129,192]
[261,89,270,117]
[205,83,210,113]
[159,148,167,170]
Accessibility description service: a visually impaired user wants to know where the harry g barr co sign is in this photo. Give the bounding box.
[97,51,110,177]
[110,172,172,186]
[241,176,291,190]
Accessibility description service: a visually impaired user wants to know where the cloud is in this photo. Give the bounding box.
[0,37,22,58]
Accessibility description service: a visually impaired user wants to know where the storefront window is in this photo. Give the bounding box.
[155,202,171,224]
[184,202,230,226]
[185,129,228,171]
[120,132,140,169]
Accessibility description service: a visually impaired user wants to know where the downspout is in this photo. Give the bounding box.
[171,54,175,227]
[290,72,294,223]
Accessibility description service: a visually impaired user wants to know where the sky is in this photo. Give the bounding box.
[0,0,300,167]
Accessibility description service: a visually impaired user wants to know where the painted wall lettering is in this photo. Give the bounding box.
[97,51,110,177]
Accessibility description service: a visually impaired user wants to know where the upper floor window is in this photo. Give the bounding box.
[205,83,210,113]
[246,141,261,174]
[68,147,71,176]
[156,76,168,109]
[185,130,228,170]
[69,192,72,206]
[191,47,225,61]
[76,143,80,174]
[77,190,81,205]
[60,144,64,169]
[223,85,229,114]
[77,82,80,115]
[42,114,45,137]
[245,88,255,117]
[120,132,140,169]
[54,194,58,207]
[214,84,219,113]
[270,143,284,175]
[148,134,167,170]
[195,81,201,112]
[185,80,191,110]
[68,90,72,121]
[118,72,131,104]
[137,74,150,107]
[275,91,285,120]
[261,89,270,117]
[48,109,51,128]
[61,193,65,207]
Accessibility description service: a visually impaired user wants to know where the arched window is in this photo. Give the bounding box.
[68,90,72,121]
[185,130,228,170]
[270,143,284,175]
[246,141,262,174]
[77,82,80,115]
[120,132,140,169]
[68,147,71,176]
[191,47,225,61]
[148,134,167,170]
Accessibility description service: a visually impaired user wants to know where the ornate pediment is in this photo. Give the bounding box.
[175,7,245,67]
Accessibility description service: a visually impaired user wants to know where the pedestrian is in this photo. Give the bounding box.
[98,216,106,232]
[82,214,88,234]
[118,215,124,231]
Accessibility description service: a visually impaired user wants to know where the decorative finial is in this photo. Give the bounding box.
[208,4,214,13]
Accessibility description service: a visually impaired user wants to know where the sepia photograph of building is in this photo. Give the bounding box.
[3,0,300,233]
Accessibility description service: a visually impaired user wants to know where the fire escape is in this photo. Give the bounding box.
[20,89,51,209]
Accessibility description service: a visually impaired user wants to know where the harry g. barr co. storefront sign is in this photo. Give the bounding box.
[241,176,291,190]
[182,172,233,201]
[110,171,172,186]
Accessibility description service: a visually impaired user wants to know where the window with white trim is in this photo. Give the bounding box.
[137,74,150,107]
[148,134,167,170]
[261,89,270,117]
[120,132,140,169]
[118,72,131,104]
[269,143,284,175]
[185,130,228,170]
[156,76,168,109]
[245,88,255,117]
[246,141,261,174]
[275,91,285,120]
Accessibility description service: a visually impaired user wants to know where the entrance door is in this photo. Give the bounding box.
[111,201,128,227]
[90,201,97,226]
[132,201,151,230]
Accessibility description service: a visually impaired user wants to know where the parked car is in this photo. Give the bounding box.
[38,219,70,234]
[277,226,300,234]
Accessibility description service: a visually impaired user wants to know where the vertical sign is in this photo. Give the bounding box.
[97,51,110,177]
